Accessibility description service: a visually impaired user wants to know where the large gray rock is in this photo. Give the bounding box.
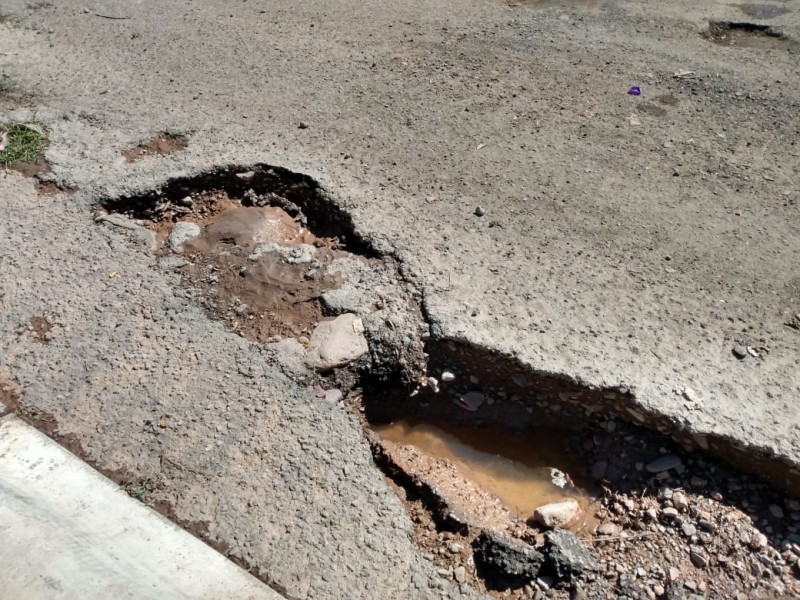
[472,531,543,590]
[305,313,369,370]
[542,529,601,582]
[167,221,201,252]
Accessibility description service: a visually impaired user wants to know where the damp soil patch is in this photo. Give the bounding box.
[22,315,54,343]
[355,340,800,597]
[122,133,188,162]
[101,164,376,342]
[703,21,793,49]
[35,181,79,196]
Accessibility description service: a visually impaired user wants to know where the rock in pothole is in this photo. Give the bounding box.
[542,529,601,582]
[533,498,581,529]
[167,221,201,252]
[305,313,369,370]
[472,531,543,590]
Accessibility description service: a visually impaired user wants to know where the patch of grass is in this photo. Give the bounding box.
[0,123,46,166]
[121,475,157,504]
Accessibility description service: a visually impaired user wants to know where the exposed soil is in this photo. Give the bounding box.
[181,203,345,341]
[6,157,51,178]
[102,167,372,342]
[0,376,20,417]
[122,133,188,162]
[23,315,53,343]
[703,21,794,49]
[35,181,78,196]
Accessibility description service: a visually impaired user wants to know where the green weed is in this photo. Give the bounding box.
[121,476,157,504]
[0,123,46,166]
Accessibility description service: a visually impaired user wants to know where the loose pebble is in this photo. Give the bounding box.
[646,455,682,473]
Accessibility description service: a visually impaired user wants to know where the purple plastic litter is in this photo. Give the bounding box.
[628,86,641,96]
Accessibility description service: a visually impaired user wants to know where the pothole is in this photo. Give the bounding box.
[100,166,375,343]
[353,341,800,597]
[122,133,188,162]
[94,164,800,596]
[702,21,793,49]
[98,164,424,386]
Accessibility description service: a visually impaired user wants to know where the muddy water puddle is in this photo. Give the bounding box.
[373,419,598,532]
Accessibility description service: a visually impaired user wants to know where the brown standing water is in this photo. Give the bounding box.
[373,419,598,528]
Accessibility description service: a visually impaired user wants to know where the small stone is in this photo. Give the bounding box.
[449,543,463,554]
[698,519,715,532]
[534,498,581,529]
[549,468,570,489]
[672,491,689,512]
[646,455,682,473]
[682,523,697,537]
[786,499,800,512]
[474,206,486,217]
[453,566,466,583]
[668,566,681,582]
[732,345,747,359]
[645,508,658,521]
[440,370,456,382]
[661,507,679,520]
[535,577,551,590]
[770,505,785,519]
[749,532,768,551]
[690,550,708,568]
[426,377,440,393]
[591,461,608,480]
[653,584,665,596]
[455,391,485,412]
[690,476,708,488]
[596,523,619,537]
[167,221,201,252]
[323,389,343,403]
